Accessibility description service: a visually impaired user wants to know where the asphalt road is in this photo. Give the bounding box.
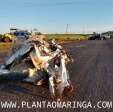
[0,40,113,112]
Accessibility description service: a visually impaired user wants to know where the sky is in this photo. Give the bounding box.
[0,0,113,34]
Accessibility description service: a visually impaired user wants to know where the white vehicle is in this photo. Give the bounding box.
[10,28,30,42]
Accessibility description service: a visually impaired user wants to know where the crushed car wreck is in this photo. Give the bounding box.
[0,34,73,99]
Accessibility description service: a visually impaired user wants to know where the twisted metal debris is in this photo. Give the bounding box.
[0,35,73,99]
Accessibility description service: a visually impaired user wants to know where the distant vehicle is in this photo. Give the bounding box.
[110,35,113,39]
[0,28,31,42]
[88,33,106,40]
[101,31,113,39]
[10,28,30,41]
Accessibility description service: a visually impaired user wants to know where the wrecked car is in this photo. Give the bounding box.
[0,35,73,99]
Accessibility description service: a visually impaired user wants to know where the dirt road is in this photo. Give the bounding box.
[0,40,113,112]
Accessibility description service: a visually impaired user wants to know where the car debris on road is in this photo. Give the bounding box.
[0,34,73,99]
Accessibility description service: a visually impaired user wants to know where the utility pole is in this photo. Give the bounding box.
[65,24,69,34]
[82,26,85,34]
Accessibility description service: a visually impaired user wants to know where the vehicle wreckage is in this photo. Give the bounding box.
[0,35,73,99]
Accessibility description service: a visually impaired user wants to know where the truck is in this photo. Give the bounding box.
[0,28,31,42]
[88,32,106,40]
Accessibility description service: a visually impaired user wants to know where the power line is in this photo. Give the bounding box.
[65,24,69,34]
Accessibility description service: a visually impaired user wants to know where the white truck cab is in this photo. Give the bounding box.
[10,28,30,42]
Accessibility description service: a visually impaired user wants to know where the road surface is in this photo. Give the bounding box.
[0,40,113,112]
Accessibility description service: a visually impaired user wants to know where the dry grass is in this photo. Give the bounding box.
[46,34,88,41]
[0,43,12,53]
[0,34,88,52]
